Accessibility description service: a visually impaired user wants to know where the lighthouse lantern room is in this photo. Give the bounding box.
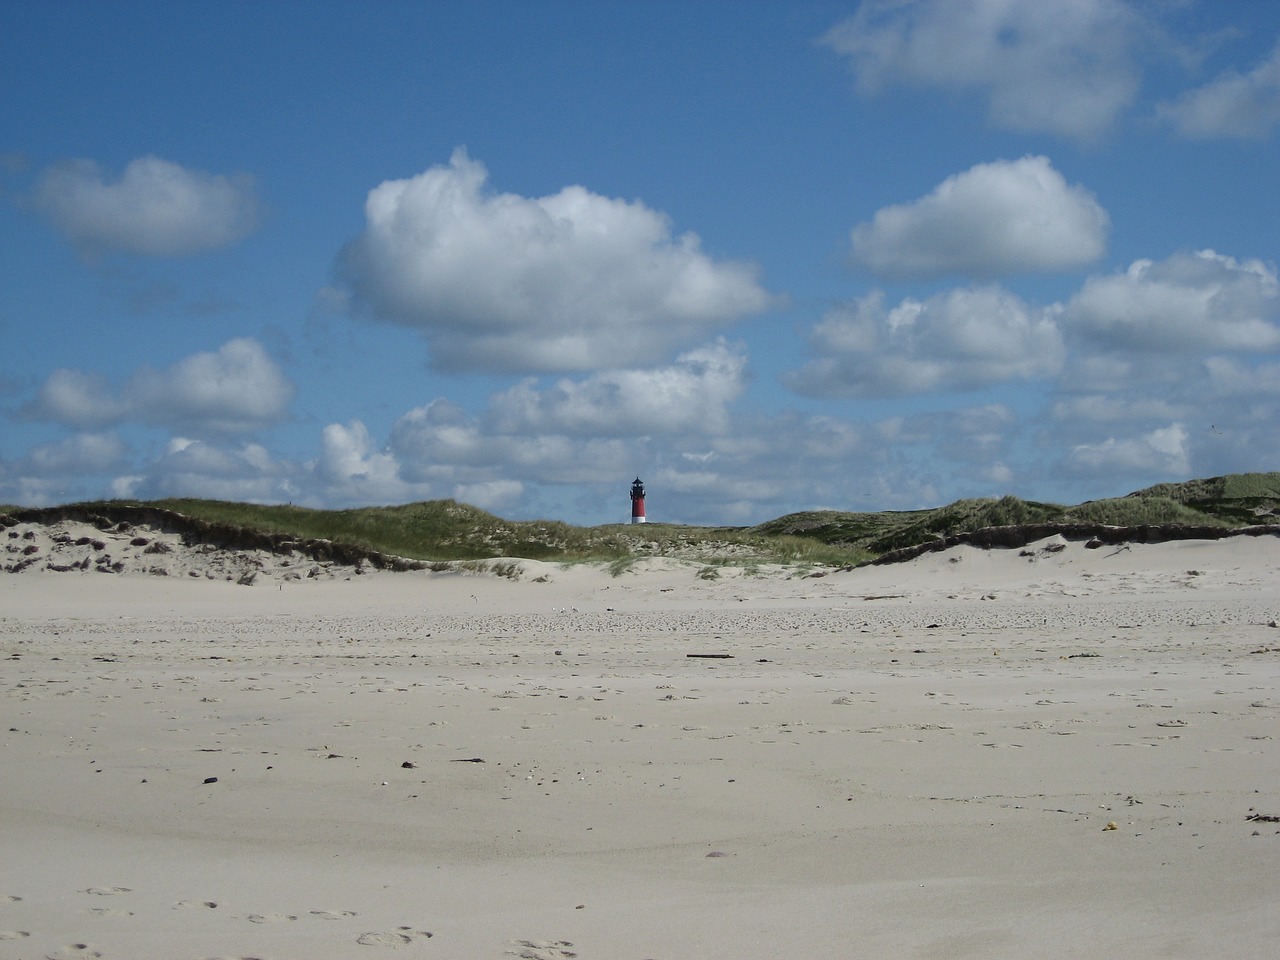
[630,477,647,524]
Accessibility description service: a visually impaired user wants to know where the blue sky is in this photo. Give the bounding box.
[3,0,1279,525]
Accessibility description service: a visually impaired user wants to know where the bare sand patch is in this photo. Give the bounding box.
[2,535,1277,958]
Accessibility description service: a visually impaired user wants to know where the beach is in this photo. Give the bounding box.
[2,528,1279,959]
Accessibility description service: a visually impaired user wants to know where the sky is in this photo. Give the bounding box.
[2,0,1279,526]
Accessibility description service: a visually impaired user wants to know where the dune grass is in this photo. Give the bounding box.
[752,473,1278,555]
[1063,495,1231,526]
[143,498,639,562]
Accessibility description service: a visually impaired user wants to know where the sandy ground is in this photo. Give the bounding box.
[2,528,1278,959]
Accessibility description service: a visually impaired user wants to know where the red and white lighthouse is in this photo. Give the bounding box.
[630,477,647,524]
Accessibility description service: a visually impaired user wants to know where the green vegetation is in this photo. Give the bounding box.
[1133,472,1280,501]
[1065,496,1224,526]
[143,498,610,561]
[758,474,1278,555]
[4,471,1276,570]
[1122,473,1280,525]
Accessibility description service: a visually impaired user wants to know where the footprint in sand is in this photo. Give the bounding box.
[356,927,433,945]
[508,940,577,960]
[86,907,133,918]
[247,913,297,923]
[82,887,131,896]
[0,931,31,940]
[2,896,23,903]
[45,945,103,959]
[175,900,219,910]
[310,910,358,920]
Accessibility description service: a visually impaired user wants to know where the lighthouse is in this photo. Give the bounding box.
[630,477,647,524]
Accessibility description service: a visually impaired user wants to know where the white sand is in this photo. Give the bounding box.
[2,526,1278,959]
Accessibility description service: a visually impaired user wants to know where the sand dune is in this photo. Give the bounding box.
[2,529,1278,958]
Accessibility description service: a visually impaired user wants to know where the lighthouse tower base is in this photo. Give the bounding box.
[631,515,647,524]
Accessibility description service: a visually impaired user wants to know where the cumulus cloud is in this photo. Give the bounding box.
[603,411,874,521]
[932,404,1017,462]
[1062,250,1280,352]
[22,432,127,476]
[1202,357,1280,397]
[1159,42,1280,140]
[116,437,295,503]
[1067,423,1190,476]
[390,401,635,488]
[849,156,1109,279]
[127,339,295,432]
[487,339,748,436]
[452,479,525,513]
[877,404,1019,489]
[35,155,259,256]
[313,420,418,504]
[1051,394,1182,424]
[785,286,1064,397]
[338,148,771,373]
[26,339,294,434]
[108,428,424,510]
[1046,299,1280,490]
[25,369,129,430]
[821,0,1152,141]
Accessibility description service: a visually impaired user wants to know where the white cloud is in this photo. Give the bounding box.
[127,339,295,432]
[983,462,1014,486]
[0,476,68,508]
[1051,394,1182,424]
[873,405,1020,490]
[0,432,125,504]
[934,404,1016,461]
[314,420,419,504]
[27,339,294,434]
[35,155,259,256]
[1063,250,1280,352]
[487,340,748,436]
[786,286,1064,397]
[390,401,634,488]
[23,432,126,476]
[453,479,524,513]
[821,0,1152,141]
[118,437,295,503]
[1160,42,1280,140]
[654,464,786,503]
[338,148,771,373]
[1047,339,1280,489]
[26,369,129,430]
[356,373,1261,519]
[653,406,1027,515]
[849,156,1109,279]
[110,429,426,510]
[1202,357,1280,397]
[1068,423,1190,476]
